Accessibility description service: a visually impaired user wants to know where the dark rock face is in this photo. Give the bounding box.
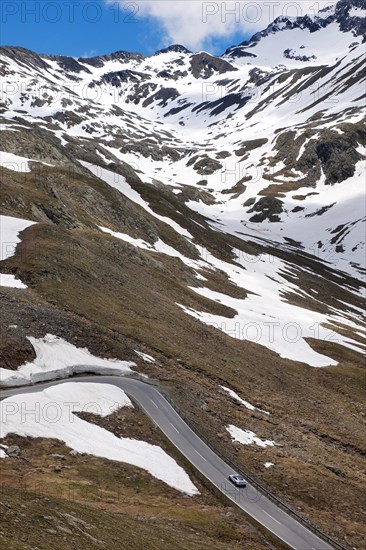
[192,156,223,175]
[164,101,192,117]
[284,49,317,62]
[296,125,365,185]
[336,0,366,35]
[0,46,51,71]
[43,55,92,74]
[6,445,21,458]
[248,197,284,222]
[95,69,148,88]
[225,48,257,59]
[193,92,252,117]
[78,50,144,67]
[127,82,158,105]
[315,138,360,184]
[190,53,237,79]
[47,111,85,128]
[143,88,180,108]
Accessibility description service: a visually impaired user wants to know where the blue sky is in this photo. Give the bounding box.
[0,0,253,58]
[1,1,325,58]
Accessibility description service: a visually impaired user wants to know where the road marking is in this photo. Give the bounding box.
[169,422,179,433]
[262,510,281,525]
[150,400,159,408]
[193,449,207,462]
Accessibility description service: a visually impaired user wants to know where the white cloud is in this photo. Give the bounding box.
[106,1,334,51]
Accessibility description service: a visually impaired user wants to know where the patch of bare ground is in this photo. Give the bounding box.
[0,485,270,550]
[0,431,274,549]
[258,180,304,197]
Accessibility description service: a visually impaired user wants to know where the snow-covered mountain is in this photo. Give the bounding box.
[0,0,365,369]
[1,0,364,278]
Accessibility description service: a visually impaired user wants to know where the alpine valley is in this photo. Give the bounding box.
[0,1,365,549]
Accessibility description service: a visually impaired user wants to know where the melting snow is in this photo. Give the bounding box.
[0,334,135,387]
[227,425,277,448]
[134,351,156,363]
[0,215,36,288]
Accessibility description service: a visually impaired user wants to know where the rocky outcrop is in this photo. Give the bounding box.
[248,197,284,222]
[190,53,237,79]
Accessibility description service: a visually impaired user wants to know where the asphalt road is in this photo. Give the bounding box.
[0,375,336,550]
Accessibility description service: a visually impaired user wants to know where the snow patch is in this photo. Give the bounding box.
[0,151,53,171]
[0,215,36,289]
[0,274,27,289]
[0,445,8,459]
[227,425,277,448]
[0,334,136,387]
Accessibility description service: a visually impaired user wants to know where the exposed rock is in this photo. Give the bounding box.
[6,445,21,458]
[143,88,180,108]
[248,196,284,222]
[192,156,223,176]
[190,53,237,79]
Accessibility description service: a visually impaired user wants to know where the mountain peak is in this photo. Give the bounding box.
[155,44,192,55]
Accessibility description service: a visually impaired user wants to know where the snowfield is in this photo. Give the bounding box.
[0,214,36,289]
[178,248,365,367]
[0,334,136,387]
[0,382,199,495]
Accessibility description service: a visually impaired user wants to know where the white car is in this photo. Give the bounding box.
[228,474,247,487]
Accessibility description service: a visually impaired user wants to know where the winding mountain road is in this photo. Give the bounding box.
[0,375,336,550]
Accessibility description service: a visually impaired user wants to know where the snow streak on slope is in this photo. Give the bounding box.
[0,382,199,495]
[92,163,364,367]
[82,163,193,238]
[179,253,364,367]
[0,215,36,288]
[220,386,270,414]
